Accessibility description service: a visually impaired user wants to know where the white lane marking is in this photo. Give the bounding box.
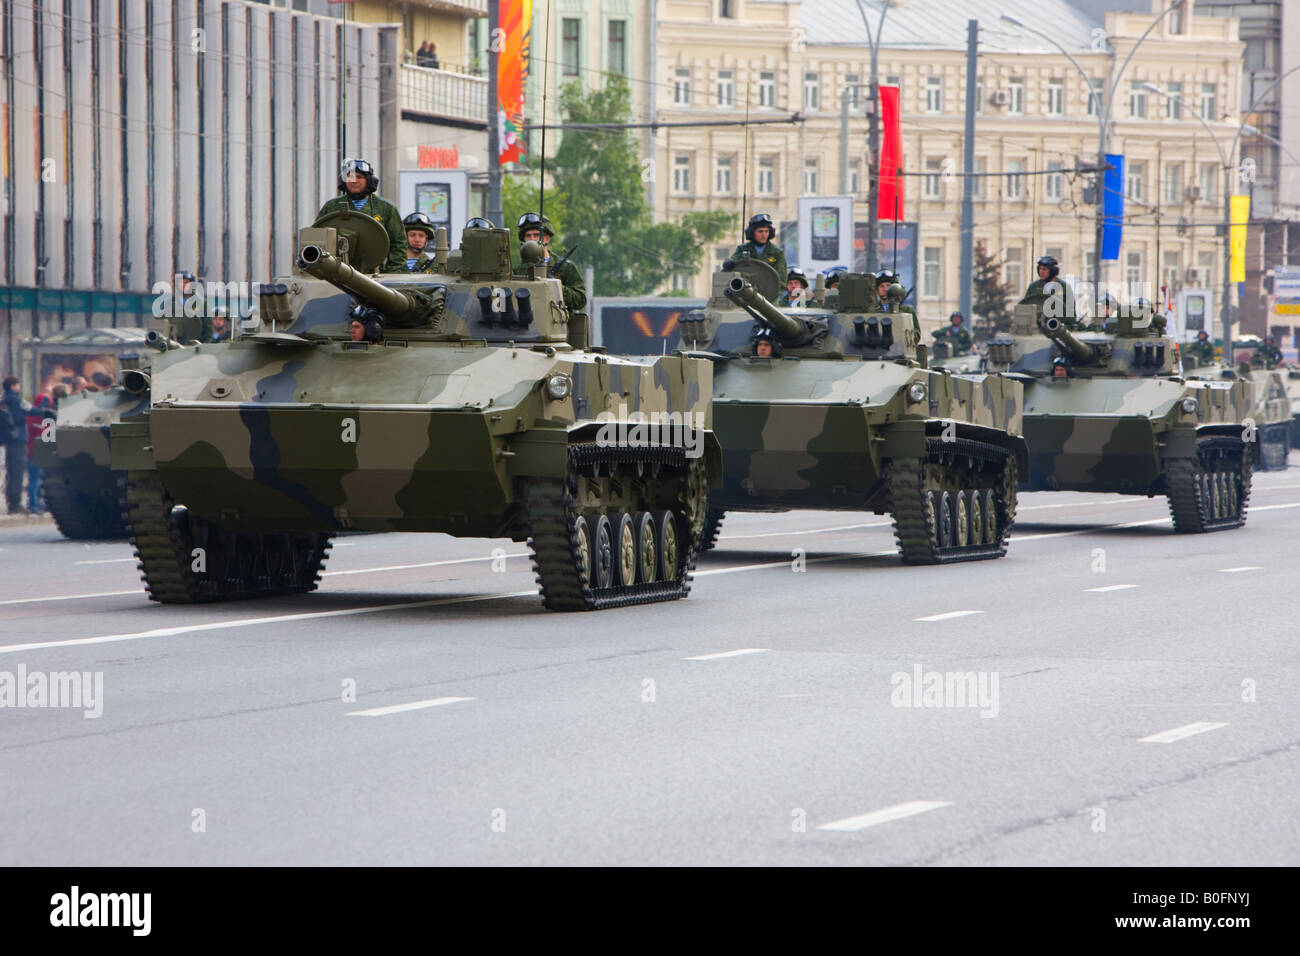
[73,557,136,565]
[1086,584,1139,592]
[720,521,888,540]
[1012,516,1173,542]
[1139,722,1229,744]
[347,696,475,717]
[1218,566,1262,573]
[683,648,770,661]
[323,553,528,577]
[1243,502,1300,513]
[817,801,953,832]
[1016,499,1151,512]
[0,590,539,655]
[0,589,139,607]
[915,610,983,622]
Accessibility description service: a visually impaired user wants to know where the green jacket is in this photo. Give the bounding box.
[1187,340,1216,365]
[520,254,587,313]
[1021,277,1079,330]
[174,292,215,344]
[1252,344,1283,368]
[931,325,972,355]
[404,251,436,274]
[317,193,408,273]
[732,241,787,298]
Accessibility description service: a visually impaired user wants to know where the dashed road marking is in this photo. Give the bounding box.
[0,589,139,607]
[1138,722,1229,744]
[73,557,136,565]
[817,801,953,832]
[323,553,528,577]
[1218,566,1262,573]
[347,697,475,717]
[683,648,771,661]
[915,610,984,622]
[1086,584,1139,592]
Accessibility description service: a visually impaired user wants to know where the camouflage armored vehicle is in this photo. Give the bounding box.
[1286,366,1300,447]
[1177,350,1290,471]
[21,327,158,538]
[111,214,718,611]
[982,287,1256,532]
[681,260,1028,563]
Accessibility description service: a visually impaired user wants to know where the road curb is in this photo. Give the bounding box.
[0,512,54,528]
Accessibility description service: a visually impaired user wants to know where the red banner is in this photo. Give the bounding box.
[497,0,532,165]
[876,85,904,221]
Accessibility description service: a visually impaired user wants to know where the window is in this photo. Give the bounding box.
[926,76,943,113]
[1164,163,1183,205]
[1126,250,1143,291]
[758,156,775,195]
[1086,79,1102,116]
[1168,4,1183,34]
[1045,161,1063,201]
[717,70,734,107]
[1083,250,1095,282]
[1127,161,1145,201]
[803,158,819,194]
[1201,83,1217,120]
[1045,246,1064,265]
[1129,82,1147,119]
[671,271,691,293]
[607,20,626,76]
[1005,159,1024,201]
[1046,78,1064,116]
[924,158,943,199]
[759,72,775,108]
[804,72,820,111]
[561,18,580,76]
[975,79,984,114]
[674,68,691,106]
[885,75,901,95]
[846,74,860,109]
[1005,248,1024,293]
[673,154,691,194]
[924,247,942,297]
[1197,250,1214,288]
[1165,82,1181,120]
[716,156,733,194]
[972,157,987,200]
[719,0,734,17]
[1199,163,1217,203]
[1162,250,1181,291]
[849,160,861,195]
[1008,78,1024,114]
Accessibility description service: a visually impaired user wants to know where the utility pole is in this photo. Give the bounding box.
[855,0,890,274]
[959,19,977,320]
[487,0,502,227]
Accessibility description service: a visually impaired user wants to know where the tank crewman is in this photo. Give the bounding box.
[1021,255,1078,330]
[875,270,920,338]
[1187,330,1216,366]
[777,268,810,307]
[824,266,847,290]
[175,271,214,344]
[209,308,231,342]
[752,326,782,358]
[931,311,973,355]
[317,158,407,273]
[348,303,385,343]
[517,213,586,314]
[1252,335,1284,369]
[1082,292,1118,332]
[402,213,438,273]
[731,213,787,300]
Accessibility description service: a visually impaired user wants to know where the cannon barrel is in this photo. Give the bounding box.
[1041,315,1096,363]
[298,245,426,325]
[724,275,804,340]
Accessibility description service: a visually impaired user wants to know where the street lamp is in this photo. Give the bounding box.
[855,0,892,274]
[1001,1,1188,304]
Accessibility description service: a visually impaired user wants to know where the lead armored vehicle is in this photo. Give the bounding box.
[112,215,718,610]
[983,288,1255,532]
[681,260,1028,563]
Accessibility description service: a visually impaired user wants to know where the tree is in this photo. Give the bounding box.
[502,76,730,297]
[971,239,1016,333]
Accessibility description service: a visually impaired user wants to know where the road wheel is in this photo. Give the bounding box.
[635,512,658,583]
[657,510,679,581]
[613,512,636,586]
[592,514,614,589]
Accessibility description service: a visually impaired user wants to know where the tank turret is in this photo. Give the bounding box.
[298,245,444,329]
[1040,315,1096,363]
[723,275,816,344]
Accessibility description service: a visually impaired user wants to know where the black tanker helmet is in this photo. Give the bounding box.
[338,158,379,195]
[745,213,776,243]
[1036,254,1060,279]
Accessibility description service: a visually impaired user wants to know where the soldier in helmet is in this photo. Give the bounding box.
[731,213,787,300]
[317,158,408,273]
[875,269,920,337]
[402,213,437,273]
[931,311,973,356]
[175,270,214,343]
[777,268,810,307]
[1187,330,1216,366]
[517,212,586,313]
[752,326,782,358]
[348,303,384,343]
[1252,335,1283,369]
[1021,254,1078,330]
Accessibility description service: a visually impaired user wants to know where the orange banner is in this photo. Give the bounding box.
[497,0,532,165]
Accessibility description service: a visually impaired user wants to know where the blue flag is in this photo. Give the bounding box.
[1102,153,1124,261]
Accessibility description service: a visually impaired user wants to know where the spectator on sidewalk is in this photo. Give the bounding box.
[2,376,31,514]
[26,392,54,514]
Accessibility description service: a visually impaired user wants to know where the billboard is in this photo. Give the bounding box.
[797,196,855,274]
[594,299,705,355]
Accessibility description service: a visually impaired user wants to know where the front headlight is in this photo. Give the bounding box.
[545,374,572,401]
[1181,397,1198,414]
[907,382,927,403]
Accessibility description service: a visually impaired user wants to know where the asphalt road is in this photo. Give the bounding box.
[2,464,1298,866]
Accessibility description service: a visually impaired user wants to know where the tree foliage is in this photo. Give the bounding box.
[971,239,1016,333]
[502,76,730,297]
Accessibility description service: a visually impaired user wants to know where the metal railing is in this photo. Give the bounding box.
[399,64,488,126]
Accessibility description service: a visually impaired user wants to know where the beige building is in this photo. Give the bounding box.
[654,0,1247,331]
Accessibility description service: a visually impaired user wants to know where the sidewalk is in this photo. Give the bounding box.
[0,511,54,528]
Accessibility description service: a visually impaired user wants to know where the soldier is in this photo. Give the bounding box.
[752,326,781,358]
[1051,357,1072,379]
[317,158,407,273]
[1083,291,1118,332]
[824,266,847,290]
[1021,255,1078,330]
[176,271,214,343]
[731,213,787,299]
[777,268,810,307]
[1187,330,1216,366]
[348,304,384,343]
[932,311,973,356]
[402,212,437,273]
[210,308,230,343]
[517,213,586,314]
[875,270,920,338]
[1252,335,1284,369]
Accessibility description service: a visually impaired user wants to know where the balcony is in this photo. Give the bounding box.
[417,0,487,14]
[400,63,488,128]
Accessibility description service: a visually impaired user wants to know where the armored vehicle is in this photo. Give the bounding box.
[111,215,718,611]
[983,288,1256,532]
[681,260,1028,563]
[1240,366,1291,470]
[21,327,157,538]
[1286,366,1300,447]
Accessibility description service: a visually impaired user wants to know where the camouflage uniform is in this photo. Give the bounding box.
[405,251,436,274]
[550,255,587,313]
[1021,278,1079,330]
[731,241,787,298]
[932,325,973,355]
[318,193,408,273]
[1187,338,1216,365]
[1252,341,1283,368]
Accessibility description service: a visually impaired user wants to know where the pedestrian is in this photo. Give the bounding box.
[2,376,32,514]
[317,158,408,273]
[26,392,54,514]
[416,41,432,67]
